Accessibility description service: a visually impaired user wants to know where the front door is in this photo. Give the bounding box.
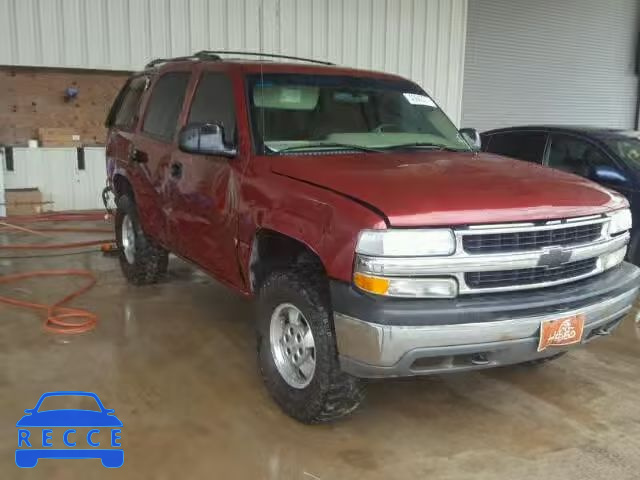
[168,69,244,288]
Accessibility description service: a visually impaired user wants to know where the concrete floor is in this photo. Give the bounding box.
[2,226,640,479]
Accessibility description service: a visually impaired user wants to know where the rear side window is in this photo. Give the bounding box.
[188,72,236,144]
[486,132,547,163]
[111,77,147,129]
[142,72,191,142]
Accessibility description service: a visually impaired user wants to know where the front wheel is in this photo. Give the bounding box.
[257,269,364,423]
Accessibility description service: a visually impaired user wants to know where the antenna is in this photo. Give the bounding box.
[258,2,266,155]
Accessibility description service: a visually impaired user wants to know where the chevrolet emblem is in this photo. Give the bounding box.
[537,248,572,268]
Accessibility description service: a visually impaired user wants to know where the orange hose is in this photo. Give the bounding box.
[3,211,107,223]
[0,211,115,334]
[0,238,114,250]
[0,226,112,234]
[0,270,98,334]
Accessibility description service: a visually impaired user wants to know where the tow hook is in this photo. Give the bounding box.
[592,327,612,337]
[470,353,490,365]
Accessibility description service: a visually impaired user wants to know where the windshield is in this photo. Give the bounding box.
[605,135,640,169]
[247,74,471,154]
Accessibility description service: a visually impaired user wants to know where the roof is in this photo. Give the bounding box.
[483,125,638,141]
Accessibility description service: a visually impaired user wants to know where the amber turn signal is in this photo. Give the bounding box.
[353,272,390,295]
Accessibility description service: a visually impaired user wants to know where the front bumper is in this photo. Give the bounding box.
[331,262,640,378]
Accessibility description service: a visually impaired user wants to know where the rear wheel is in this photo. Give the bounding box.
[115,194,168,285]
[257,269,364,423]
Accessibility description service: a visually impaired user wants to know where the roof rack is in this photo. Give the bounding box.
[193,50,335,65]
[194,50,334,66]
[144,53,221,69]
[144,51,333,69]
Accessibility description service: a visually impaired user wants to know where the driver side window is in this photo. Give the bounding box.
[188,72,236,144]
[547,134,610,177]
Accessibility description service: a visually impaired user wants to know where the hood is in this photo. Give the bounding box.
[270,151,627,227]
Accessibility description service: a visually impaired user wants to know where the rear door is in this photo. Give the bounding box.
[484,131,548,164]
[105,75,148,188]
[129,69,192,248]
[167,66,244,288]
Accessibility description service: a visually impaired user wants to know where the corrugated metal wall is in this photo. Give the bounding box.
[0,0,468,124]
[3,147,106,211]
[462,0,639,132]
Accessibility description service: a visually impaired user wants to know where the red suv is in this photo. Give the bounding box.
[106,51,639,423]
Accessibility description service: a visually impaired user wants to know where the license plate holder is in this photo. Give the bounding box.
[537,313,585,352]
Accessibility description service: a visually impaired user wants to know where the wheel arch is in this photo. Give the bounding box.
[112,173,134,199]
[249,228,327,293]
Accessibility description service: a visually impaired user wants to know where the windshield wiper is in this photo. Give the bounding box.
[272,142,384,154]
[380,142,469,152]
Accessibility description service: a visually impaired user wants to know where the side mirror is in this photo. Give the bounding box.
[24,409,33,414]
[591,165,628,184]
[178,123,236,157]
[459,128,481,151]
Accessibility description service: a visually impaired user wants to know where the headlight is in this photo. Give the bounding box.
[354,229,457,298]
[356,229,455,257]
[608,208,632,235]
[353,272,458,298]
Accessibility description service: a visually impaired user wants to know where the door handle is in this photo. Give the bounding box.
[170,162,183,178]
[128,147,147,163]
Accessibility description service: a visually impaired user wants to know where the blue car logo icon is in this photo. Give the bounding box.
[16,391,123,468]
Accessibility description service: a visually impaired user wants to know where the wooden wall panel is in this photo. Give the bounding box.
[0,67,130,146]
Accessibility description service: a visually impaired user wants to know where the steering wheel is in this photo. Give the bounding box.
[372,123,403,133]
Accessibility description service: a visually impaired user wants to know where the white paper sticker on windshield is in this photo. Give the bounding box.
[403,93,436,107]
[280,88,302,103]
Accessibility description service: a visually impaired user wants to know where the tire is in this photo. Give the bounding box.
[257,269,364,423]
[626,230,640,266]
[115,194,168,285]
[520,352,567,367]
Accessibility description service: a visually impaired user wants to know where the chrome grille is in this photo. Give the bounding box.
[463,223,602,254]
[464,258,598,289]
[355,213,628,295]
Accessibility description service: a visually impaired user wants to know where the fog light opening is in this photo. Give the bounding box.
[602,246,627,270]
[470,353,490,366]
